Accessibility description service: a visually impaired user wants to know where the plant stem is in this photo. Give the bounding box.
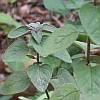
[45,89,50,99]
[37,53,40,64]
[86,36,91,65]
[86,0,96,65]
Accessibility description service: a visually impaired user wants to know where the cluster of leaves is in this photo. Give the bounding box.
[0,0,100,100]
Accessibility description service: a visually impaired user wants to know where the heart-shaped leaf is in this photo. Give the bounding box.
[3,39,29,71]
[4,39,29,62]
[42,24,78,56]
[27,64,53,92]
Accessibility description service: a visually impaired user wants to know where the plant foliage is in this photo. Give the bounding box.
[1,0,100,100]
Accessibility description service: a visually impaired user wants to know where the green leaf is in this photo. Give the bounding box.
[43,0,89,15]
[50,79,63,89]
[31,30,42,44]
[4,39,29,62]
[50,62,73,89]
[28,22,41,29]
[28,22,43,44]
[50,84,80,100]
[72,59,100,100]
[8,26,29,38]
[28,25,78,57]
[67,43,83,57]
[77,32,88,42]
[57,68,75,84]
[65,0,90,9]
[42,24,78,57]
[43,0,68,15]
[43,23,57,33]
[79,4,100,44]
[53,50,72,63]
[41,56,61,69]
[0,24,14,33]
[27,36,43,56]
[27,64,53,92]
[0,13,21,27]
[59,62,73,74]
[7,62,25,71]
[0,71,29,95]
[3,39,29,71]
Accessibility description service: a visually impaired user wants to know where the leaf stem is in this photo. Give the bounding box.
[37,53,40,64]
[45,89,50,99]
[86,36,91,65]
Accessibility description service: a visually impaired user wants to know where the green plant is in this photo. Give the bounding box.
[0,0,100,100]
[0,13,21,33]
